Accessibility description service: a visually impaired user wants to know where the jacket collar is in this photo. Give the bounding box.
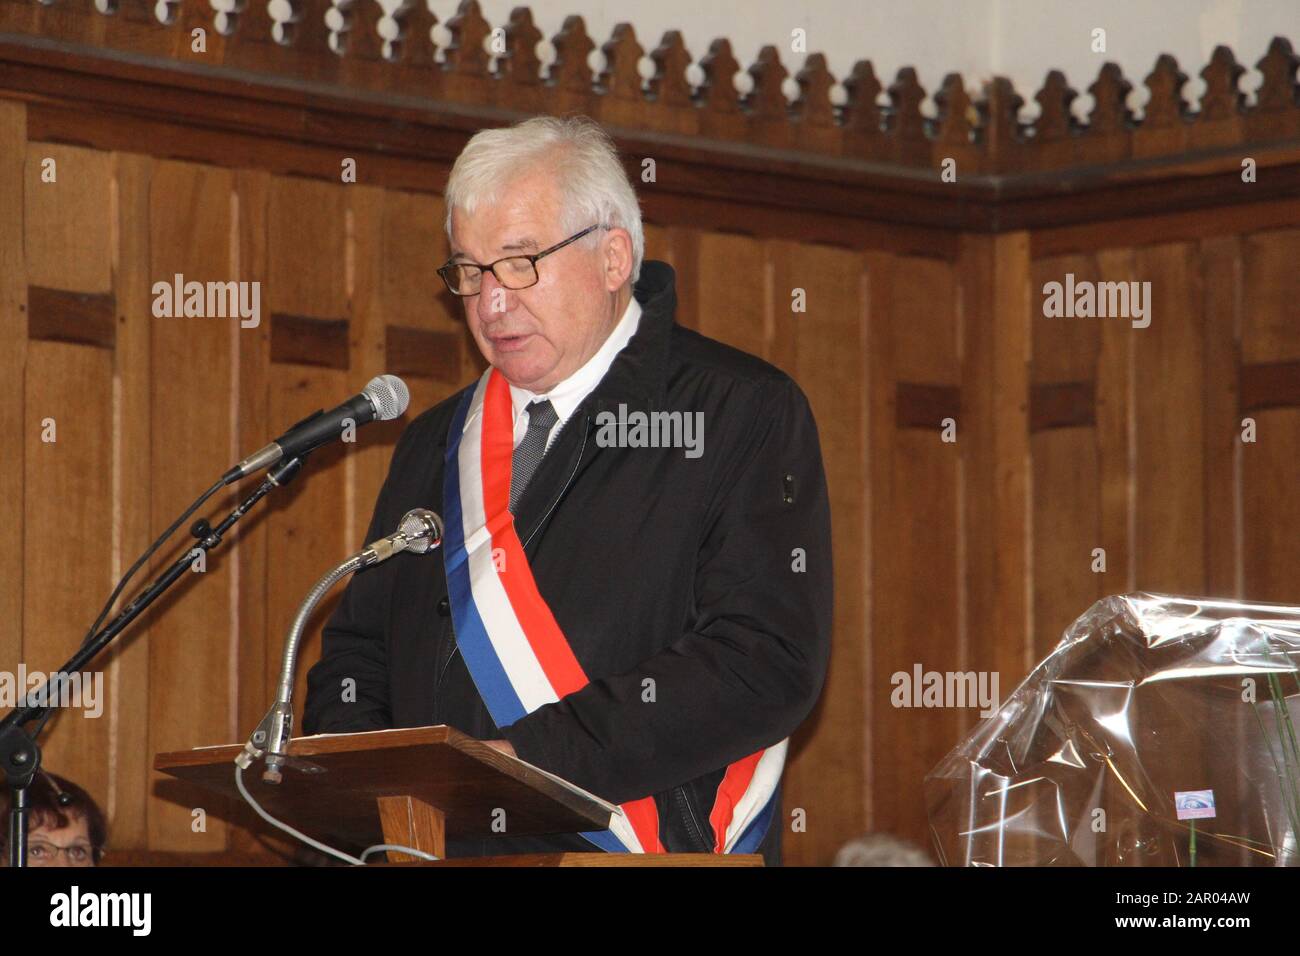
[585,259,675,413]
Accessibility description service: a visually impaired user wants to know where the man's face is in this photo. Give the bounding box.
[24,815,96,867]
[450,170,629,393]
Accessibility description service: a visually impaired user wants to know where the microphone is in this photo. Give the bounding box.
[222,375,410,484]
[235,508,444,781]
[358,508,444,567]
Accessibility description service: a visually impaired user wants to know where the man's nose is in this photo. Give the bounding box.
[476,269,515,318]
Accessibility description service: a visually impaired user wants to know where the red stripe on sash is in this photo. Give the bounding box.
[481,371,663,853]
[708,751,763,852]
[481,373,588,695]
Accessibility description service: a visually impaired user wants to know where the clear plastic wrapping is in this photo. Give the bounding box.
[925,593,1300,866]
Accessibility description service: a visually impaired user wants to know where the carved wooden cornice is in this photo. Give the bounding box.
[3,0,1300,238]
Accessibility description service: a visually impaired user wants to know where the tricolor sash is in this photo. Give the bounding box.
[442,367,786,853]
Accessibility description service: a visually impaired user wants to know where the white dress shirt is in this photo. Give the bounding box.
[508,296,642,452]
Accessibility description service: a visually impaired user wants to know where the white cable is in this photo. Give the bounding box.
[360,843,440,863]
[234,765,439,866]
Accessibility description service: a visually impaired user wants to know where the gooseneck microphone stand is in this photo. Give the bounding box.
[0,454,310,867]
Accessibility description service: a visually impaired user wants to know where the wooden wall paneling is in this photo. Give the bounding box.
[147,160,234,851]
[1200,236,1243,600]
[873,253,963,849]
[1198,234,1248,863]
[20,139,115,810]
[1132,242,1206,595]
[1126,242,1222,865]
[1241,228,1300,605]
[694,232,768,359]
[892,256,960,385]
[959,232,1034,859]
[22,342,114,799]
[767,240,867,865]
[0,101,25,697]
[960,233,1034,701]
[107,150,154,850]
[1121,238,1212,860]
[22,143,113,293]
[986,235,1032,686]
[347,184,392,552]
[956,235,995,695]
[863,251,967,848]
[1241,228,1300,366]
[265,175,350,733]
[265,370,348,736]
[230,167,276,858]
[1029,433,1102,642]
[364,186,472,577]
[1241,406,1300,604]
[375,188,468,442]
[959,233,1042,858]
[1029,253,1105,654]
[1095,249,1138,599]
[863,250,895,844]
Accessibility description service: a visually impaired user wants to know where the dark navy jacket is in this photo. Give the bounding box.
[302,260,833,864]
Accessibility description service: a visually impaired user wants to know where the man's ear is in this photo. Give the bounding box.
[603,227,634,291]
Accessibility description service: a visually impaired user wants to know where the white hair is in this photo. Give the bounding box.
[833,834,936,867]
[443,114,644,285]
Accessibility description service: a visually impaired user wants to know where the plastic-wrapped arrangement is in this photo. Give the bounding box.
[925,593,1300,866]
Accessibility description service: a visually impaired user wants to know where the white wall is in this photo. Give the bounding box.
[422,0,1300,120]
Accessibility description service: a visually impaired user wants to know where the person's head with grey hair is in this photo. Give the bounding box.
[833,833,936,867]
[439,113,644,393]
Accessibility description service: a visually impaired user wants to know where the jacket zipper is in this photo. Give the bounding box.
[673,784,713,853]
[436,621,458,691]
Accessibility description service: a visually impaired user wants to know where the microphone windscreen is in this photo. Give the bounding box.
[365,374,410,421]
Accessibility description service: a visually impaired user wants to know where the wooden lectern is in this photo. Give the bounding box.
[155,725,762,867]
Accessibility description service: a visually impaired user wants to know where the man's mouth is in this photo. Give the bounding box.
[488,332,533,352]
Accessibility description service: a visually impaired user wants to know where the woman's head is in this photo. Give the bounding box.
[0,771,106,866]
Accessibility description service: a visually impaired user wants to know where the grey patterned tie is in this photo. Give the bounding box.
[510,399,559,513]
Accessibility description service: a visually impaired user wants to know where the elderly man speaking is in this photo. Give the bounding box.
[303,114,832,864]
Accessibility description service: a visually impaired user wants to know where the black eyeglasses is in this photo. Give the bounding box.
[437,223,606,296]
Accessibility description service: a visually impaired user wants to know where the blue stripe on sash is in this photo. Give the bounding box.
[729,792,777,854]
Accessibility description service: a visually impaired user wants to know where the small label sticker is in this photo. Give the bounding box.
[1175,789,1217,820]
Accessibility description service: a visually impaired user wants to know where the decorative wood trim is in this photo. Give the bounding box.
[2,0,1297,175]
[2,11,1300,235]
[26,285,116,348]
